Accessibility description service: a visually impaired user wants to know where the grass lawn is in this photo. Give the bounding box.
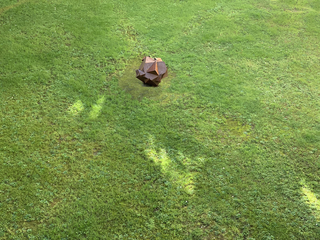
[1,0,320,239]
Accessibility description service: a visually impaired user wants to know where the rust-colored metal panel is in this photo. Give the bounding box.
[136,56,168,86]
[147,62,159,75]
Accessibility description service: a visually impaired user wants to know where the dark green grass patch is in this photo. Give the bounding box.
[1,0,320,239]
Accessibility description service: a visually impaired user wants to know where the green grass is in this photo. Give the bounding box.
[1,0,320,239]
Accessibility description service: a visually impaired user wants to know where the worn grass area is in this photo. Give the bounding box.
[1,0,320,239]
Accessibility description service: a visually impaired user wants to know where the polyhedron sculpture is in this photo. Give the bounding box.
[136,56,168,86]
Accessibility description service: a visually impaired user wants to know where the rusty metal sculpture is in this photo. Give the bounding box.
[136,56,168,86]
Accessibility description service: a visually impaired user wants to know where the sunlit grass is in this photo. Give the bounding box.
[145,135,198,195]
[89,96,105,119]
[68,100,84,116]
[301,180,320,221]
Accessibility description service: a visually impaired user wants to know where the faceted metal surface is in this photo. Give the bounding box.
[136,56,168,86]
